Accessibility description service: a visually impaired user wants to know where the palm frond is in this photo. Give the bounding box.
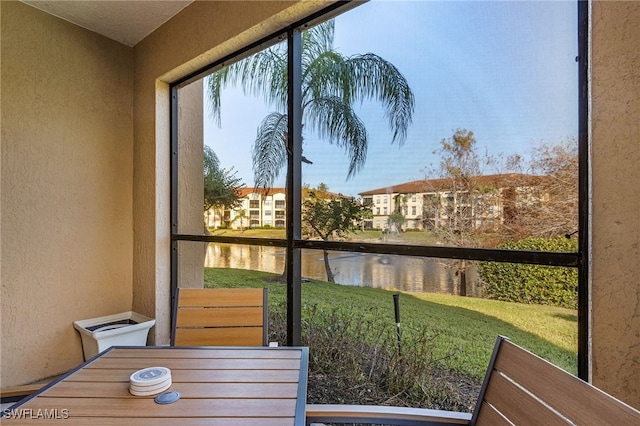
[302,20,335,70]
[207,67,233,126]
[340,53,415,144]
[305,96,368,179]
[207,43,287,126]
[302,50,345,106]
[237,45,288,110]
[252,112,288,189]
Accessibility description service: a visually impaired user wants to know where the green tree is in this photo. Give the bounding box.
[435,129,484,236]
[387,211,406,234]
[203,146,244,232]
[520,140,579,238]
[425,129,495,295]
[207,19,415,188]
[303,184,370,283]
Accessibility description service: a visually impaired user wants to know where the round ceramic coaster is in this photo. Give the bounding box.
[130,381,172,397]
[130,367,171,387]
[155,391,181,405]
[130,374,171,388]
[130,377,172,394]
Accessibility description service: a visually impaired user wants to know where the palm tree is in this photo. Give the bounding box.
[231,208,248,233]
[207,19,415,188]
[203,146,244,233]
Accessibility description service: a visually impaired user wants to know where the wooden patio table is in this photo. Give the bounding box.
[2,346,309,425]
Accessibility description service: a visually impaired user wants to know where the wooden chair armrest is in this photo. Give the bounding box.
[1,384,46,399]
[306,404,472,425]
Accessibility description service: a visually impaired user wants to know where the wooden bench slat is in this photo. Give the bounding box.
[174,326,264,346]
[177,288,264,307]
[473,401,512,426]
[173,288,268,346]
[177,306,264,327]
[495,340,640,425]
[482,372,568,426]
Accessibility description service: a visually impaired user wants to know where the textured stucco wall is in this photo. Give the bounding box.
[0,2,134,386]
[591,1,640,408]
[177,80,206,289]
[132,0,334,344]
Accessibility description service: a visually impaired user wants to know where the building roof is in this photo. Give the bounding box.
[237,187,286,198]
[237,186,348,199]
[358,174,543,196]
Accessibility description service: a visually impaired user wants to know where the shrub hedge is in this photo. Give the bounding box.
[478,237,578,309]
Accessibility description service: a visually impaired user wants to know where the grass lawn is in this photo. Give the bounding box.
[204,267,578,379]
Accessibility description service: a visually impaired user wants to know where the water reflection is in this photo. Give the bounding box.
[205,243,481,296]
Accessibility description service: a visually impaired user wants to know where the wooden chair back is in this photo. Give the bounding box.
[171,287,268,346]
[472,336,640,425]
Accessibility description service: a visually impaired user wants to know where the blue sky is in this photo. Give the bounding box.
[203,0,578,197]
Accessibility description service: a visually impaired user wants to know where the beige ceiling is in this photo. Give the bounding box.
[21,1,194,47]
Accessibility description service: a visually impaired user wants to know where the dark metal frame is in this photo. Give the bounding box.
[576,0,590,380]
[170,0,589,378]
[286,28,303,346]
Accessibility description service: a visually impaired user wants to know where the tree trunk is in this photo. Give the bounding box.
[459,259,467,296]
[323,249,335,283]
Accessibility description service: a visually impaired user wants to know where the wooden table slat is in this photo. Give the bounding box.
[17,397,297,418]
[102,347,301,359]
[1,415,293,425]
[87,357,300,370]
[66,368,302,383]
[41,381,300,399]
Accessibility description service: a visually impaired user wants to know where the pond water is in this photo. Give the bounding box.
[205,243,482,297]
